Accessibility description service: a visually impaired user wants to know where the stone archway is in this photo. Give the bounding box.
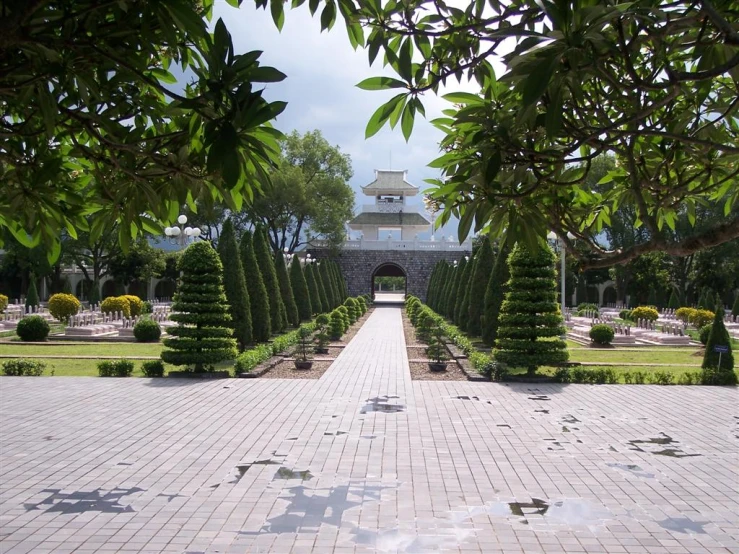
[371,262,407,301]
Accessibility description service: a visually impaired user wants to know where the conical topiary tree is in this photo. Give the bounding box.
[732,293,739,317]
[433,263,449,313]
[702,296,735,382]
[290,258,312,321]
[318,262,336,309]
[467,237,494,336]
[304,263,322,314]
[161,241,237,372]
[482,243,510,346]
[315,262,331,312]
[668,289,680,309]
[445,259,464,319]
[455,256,475,327]
[441,263,457,318]
[426,262,441,307]
[217,219,252,350]
[25,276,39,310]
[274,251,299,327]
[326,261,340,307]
[254,227,286,333]
[495,242,568,376]
[89,279,101,308]
[240,230,271,343]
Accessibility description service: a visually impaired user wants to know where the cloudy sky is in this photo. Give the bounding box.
[213,2,476,240]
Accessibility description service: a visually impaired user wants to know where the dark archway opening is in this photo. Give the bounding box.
[372,263,407,303]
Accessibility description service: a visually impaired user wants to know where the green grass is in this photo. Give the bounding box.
[567,347,701,366]
[0,358,234,377]
[0,342,164,357]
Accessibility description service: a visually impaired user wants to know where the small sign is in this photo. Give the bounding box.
[714,345,729,354]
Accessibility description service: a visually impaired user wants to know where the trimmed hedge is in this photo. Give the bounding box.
[141,360,165,377]
[2,359,45,376]
[98,360,134,377]
[589,324,615,345]
[16,316,50,341]
[234,344,273,375]
[630,306,659,322]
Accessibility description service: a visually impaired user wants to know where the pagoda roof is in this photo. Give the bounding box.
[361,170,419,195]
[348,212,430,227]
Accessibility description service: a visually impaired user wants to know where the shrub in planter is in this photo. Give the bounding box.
[141,360,165,377]
[702,299,734,380]
[329,310,344,340]
[293,326,313,370]
[123,295,144,317]
[343,298,359,323]
[2,359,45,376]
[98,359,134,377]
[314,314,331,354]
[425,324,449,371]
[675,307,696,324]
[337,306,350,331]
[48,293,81,322]
[629,306,659,322]
[161,242,238,372]
[589,324,615,345]
[689,309,714,329]
[101,296,131,318]
[134,319,161,342]
[0,293,8,313]
[16,316,50,341]
[699,324,712,345]
[356,295,368,315]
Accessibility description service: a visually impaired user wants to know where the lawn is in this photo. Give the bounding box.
[567,347,701,366]
[0,342,164,357]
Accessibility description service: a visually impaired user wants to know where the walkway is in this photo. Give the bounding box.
[0,306,737,553]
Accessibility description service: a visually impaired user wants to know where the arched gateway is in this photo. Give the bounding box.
[308,169,472,301]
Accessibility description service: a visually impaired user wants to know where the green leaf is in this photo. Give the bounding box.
[442,92,482,104]
[320,1,336,30]
[149,68,178,84]
[356,77,407,91]
[365,94,406,138]
[250,66,287,82]
[520,52,560,107]
[400,102,415,141]
[270,0,285,31]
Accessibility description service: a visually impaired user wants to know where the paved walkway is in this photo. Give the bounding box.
[0,306,738,553]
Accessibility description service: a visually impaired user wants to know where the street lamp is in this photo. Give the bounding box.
[283,247,294,266]
[164,214,201,247]
[547,231,574,316]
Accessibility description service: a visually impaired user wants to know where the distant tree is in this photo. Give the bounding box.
[314,262,331,313]
[107,238,165,289]
[455,256,475,327]
[440,263,457,318]
[668,290,680,310]
[495,243,568,376]
[319,262,337,309]
[482,243,510,347]
[433,263,450,314]
[89,280,101,308]
[733,294,739,318]
[289,259,312,321]
[25,276,39,309]
[217,219,252,351]
[702,297,735,383]
[254,227,286,333]
[240,230,271,343]
[304,263,322,314]
[467,237,494,336]
[647,288,658,308]
[274,252,299,327]
[445,259,464,319]
[425,262,441,307]
[161,242,237,372]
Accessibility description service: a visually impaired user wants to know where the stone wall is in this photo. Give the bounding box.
[307,248,471,302]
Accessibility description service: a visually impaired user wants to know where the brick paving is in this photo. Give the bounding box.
[0,305,737,553]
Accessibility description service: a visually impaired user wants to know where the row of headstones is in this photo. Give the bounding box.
[595,321,631,336]
[591,315,615,324]
[579,309,599,319]
[634,318,687,334]
[604,303,627,309]
[68,312,129,327]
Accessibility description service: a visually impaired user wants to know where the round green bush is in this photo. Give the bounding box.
[630,306,659,322]
[48,293,81,321]
[101,296,131,317]
[2,359,46,376]
[16,315,50,342]
[141,360,165,377]
[142,301,153,314]
[689,309,714,329]
[589,324,615,345]
[134,319,161,342]
[699,324,712,345]
[0,293,8,313]
[123,295,144,317]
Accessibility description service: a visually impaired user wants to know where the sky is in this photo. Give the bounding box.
[213,1,477,240]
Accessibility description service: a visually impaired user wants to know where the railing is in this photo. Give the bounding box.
[312,239,473,251]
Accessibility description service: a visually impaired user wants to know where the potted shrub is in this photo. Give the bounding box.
[293,326,314,370]
[314,314,330,354]
[426,325,449,372]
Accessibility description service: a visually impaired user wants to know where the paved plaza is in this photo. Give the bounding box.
[0,306,738,553]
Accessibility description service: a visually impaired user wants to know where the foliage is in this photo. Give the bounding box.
[343,298,360,324]
[242,130,355,252]
[274,252,299,327]
[425,325,449,364]
[629,307,659,322]
[141,360,165,378]
[319,262,337,310]
[254,227,286,332]
[25,278,39,309]
[329,310,344,340]
[122,295,144,317]
[467,237,494,336]
[271,322,316,356]
[240,230,271,342]
[333,0,739,269]
[304,263,322,314]
[699,324,713,346]
[48,293,81,322]
[337,306,350,331]
[89,280,101,307]
[668,291,680,310]
[482,244,509,346]
[106,238,165,293]
[16,316,50,342]
[289,258,312,322]
[495,243,568,375]
[480,359,509,382]
[589,324,615,346]
[690,309,715,329]
[315,262,331,312]
[2,359,45,376]
[98,360,134,378]
[142,301,153,314]
[100,296,131,318]
[702,300,734,374]
[134,320,162,343]
[676,307,696,324]
[315,313,331,350]
[619,310,633,321]
[161,242,237,371]
[0,294,7,313]
[295,325,313,362]
[733,294,739,317]
[2,1,288,260]
[456,257,476,331]
[234,344,274,376]
[444,258,465,321]
[218,219,252,350]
